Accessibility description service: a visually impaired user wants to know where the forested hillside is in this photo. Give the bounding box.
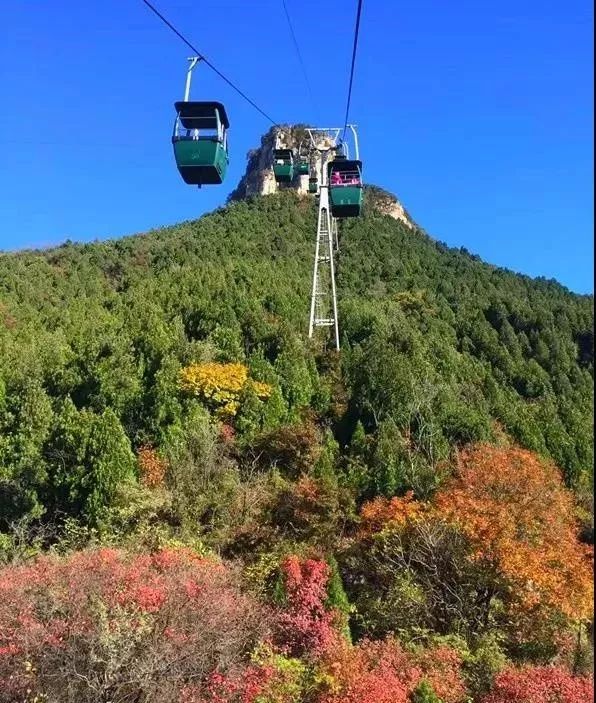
[0,189,593,702]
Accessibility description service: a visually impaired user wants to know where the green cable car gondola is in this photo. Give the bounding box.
[308,176,318,194]
[273,148,294,183]
[328,159,363,218]
[297,160,310,175]
[172,101,230,185]
[296,139,310,176]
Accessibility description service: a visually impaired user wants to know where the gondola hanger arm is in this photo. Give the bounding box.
[183,56,202,102]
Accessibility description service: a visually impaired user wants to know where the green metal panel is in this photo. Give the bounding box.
[297,161,310,175]
[273,163,294,182]
[173,139,228,185]
[329,185,363,217]
[308,180,318,193]
[173,139,217,168]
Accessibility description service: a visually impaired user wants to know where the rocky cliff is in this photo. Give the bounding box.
[228,125,414,229]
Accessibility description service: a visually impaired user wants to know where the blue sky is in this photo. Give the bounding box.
[0,0,593,293]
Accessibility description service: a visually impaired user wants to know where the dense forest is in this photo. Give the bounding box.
[0,188,593,702]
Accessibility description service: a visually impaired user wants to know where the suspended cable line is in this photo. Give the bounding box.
[141,0,279,126]
[341,0,363,139]
[281,0,318,119]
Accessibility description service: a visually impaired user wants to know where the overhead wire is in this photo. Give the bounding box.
[281,0,318,120]
[141,0,279,126]
[341,0,364,140]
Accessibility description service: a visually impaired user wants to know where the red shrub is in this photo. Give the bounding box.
[482,666,594,703]
[180,665,275,703]
[315,638,468,703]
[276,556,338,657]
[317,638,417,703]
[0,547,269,703]
[219,423,237,444]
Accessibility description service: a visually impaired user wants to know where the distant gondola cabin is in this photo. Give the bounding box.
[273,148,294,183]
[328,159,363,217]
[172,101,230,185]
[297,160,310,175]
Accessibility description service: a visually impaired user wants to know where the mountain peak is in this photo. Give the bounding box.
[228,125,414,229]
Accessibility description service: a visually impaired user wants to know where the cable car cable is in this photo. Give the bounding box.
[141,0,279,126]
[341,0,363,139]
[281,0,318,119]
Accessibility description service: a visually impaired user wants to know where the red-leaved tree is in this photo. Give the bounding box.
[315,638,467,703]
[276,556,338,658]
[481,666,594,703]
[0,547,270,703]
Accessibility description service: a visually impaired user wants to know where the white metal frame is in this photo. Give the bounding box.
[304,124,360,351]
[183,56,200,101]
[173,56,226,145]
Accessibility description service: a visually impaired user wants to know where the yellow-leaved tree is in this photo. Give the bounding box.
[178,362,271,418]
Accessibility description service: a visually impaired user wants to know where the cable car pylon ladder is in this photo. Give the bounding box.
[308,165,340,350]
[306,126,360,351]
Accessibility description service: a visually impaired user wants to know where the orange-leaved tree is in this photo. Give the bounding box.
[354,444,593,646]
[137,445,168,488]
[359,490,427,535]
[434,444,593,625]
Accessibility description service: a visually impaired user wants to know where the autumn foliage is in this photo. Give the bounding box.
[316,639,467,703]
[0,544,593,703]
[179,361,271,417]
[359,444,594,634]
[435,444,594,622]
[137,445,168,488]
[180,665,276,703]
[481,665,594,703]
[360,490,426,534]
[0,548,269,703]
[318,638,417,703]
[276,555,338,657]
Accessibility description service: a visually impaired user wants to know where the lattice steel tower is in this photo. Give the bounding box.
[306,127,359,351]
[308,148,340,350]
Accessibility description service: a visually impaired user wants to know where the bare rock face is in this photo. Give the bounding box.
[367,188,415,229]
[229,125,312,201]
[228,126,415,229]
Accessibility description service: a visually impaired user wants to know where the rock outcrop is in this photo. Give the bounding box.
[228,125,414,229]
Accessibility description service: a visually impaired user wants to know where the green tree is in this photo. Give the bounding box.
[411,679,443,703]
[44,400,134,525]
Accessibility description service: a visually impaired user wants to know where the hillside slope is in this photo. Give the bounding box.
[0,187,593,700]
[0,191,592,520]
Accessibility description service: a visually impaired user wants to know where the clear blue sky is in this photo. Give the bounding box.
[0,0,593,293]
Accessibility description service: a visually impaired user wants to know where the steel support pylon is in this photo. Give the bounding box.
[304,125,359,352]
[308,177,340,351]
